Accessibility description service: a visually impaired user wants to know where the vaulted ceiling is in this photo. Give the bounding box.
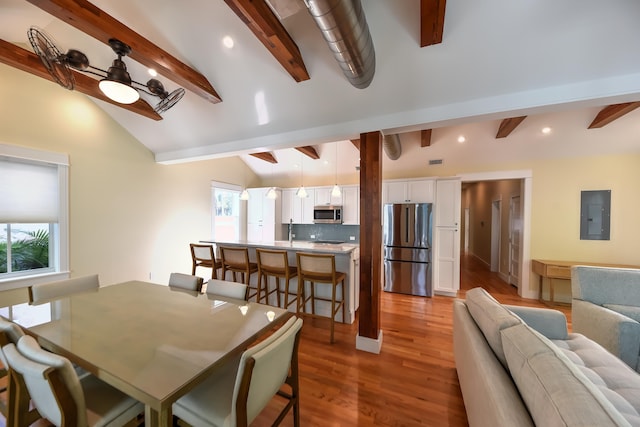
[2,0,640,179]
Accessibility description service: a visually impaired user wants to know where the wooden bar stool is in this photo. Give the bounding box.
[256,248,298,308]
[190,243,223,279]
[296,252,346,343]
[219,246,260,300]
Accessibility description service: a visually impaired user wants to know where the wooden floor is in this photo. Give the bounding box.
[1,253,570,427]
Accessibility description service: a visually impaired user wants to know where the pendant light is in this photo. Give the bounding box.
[266,163,277,199]
[331,142,341,198]
[296,154,308,198]
[240,159,249,200]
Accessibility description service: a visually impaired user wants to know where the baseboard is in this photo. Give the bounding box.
[356,330,383,354]
[434,290,458,297]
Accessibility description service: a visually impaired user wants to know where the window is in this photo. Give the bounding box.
[0,144,69,284]
[211,182,241,241]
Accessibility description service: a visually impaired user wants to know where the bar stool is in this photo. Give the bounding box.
[296,252,346,343]
[256,248,298,308]
[219,246,260,301]
[190,243,223,279]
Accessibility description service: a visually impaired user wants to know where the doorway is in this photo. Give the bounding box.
[490,200,501,272]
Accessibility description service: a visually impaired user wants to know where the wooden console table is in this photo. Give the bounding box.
[532,259,640,305]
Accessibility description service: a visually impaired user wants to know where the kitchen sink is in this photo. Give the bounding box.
[314,240,346,244]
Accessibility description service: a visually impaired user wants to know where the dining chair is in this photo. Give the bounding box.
[296,252,346,343]
[205,279,248,300]
[256,248,298,309]
[168,272,204,292]
[218,246,260,300]
[0,317,42,427]
[172,316,303,427]
[3,335,144,427]
[190,243,223,279]
[28,274,100,305]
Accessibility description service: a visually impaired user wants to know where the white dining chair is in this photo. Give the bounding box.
[28,274,100,305]
[172,316,303,427]
[0,317,42,427]
[205,279,248,300]
[3,335,144,427]
[169,272,204,292]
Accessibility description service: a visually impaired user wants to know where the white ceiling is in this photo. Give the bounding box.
[2,0,640,179]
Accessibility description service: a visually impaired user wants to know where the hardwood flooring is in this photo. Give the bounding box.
[1,253,570,426]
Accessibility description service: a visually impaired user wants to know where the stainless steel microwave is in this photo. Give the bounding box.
[313,205,343,224]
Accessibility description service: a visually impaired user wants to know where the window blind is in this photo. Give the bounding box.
[0,157,59,223]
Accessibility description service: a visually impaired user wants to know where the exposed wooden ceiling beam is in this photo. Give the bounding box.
[295,146,319,159]
[588,102,640,129]
[0,39,161,120]
[496,116,527,138]
[420,0,446,47]
[250,152,278,163]
[25,0,222,104]
[350,139,361,150]
[223,0,310,82]
[421,129,432,147]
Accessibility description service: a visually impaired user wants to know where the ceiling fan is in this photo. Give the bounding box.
[27,27,185,113]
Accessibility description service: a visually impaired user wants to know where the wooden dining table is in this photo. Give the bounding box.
[1,280,291,426]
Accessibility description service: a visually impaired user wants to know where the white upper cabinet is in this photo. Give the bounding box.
[280,188,314,224]
[383,179,435,204]
[314,187,342,206]
[341,185,360,225]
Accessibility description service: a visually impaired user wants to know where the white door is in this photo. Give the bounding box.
[434,178,461,296]
[509,195,522,287]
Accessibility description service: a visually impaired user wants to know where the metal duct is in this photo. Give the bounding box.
[304,0,375,89]
[383,134,402,160]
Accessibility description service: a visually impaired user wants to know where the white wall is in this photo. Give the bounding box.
[0,65,250,285]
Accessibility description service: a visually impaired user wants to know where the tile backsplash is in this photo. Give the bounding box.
[281,224,359,243]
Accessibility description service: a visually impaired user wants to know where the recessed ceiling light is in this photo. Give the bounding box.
[457,135,466,143]
[542,127,552,134]
[223,36,234,49]
[148,68,157,77]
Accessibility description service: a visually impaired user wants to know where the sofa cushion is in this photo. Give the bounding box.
[464,287,522,367]
[603,304,640,323]
[552,334,640,425]
[502,323,636,427]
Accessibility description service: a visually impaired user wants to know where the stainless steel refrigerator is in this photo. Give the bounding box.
[383,203,433,296]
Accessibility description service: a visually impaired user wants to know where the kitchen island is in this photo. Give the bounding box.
[201,240,360,323]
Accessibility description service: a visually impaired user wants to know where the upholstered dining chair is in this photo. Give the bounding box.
[296,252,346,343]
[28,274,100,305]
[0,317,41,427]
[169,272,204,292]
[3,335,144,427]
[190,243,223,279]
[172,316,303,427]
[205,279,248,300]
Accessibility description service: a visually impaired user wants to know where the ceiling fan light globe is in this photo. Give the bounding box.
[99,79,140,104]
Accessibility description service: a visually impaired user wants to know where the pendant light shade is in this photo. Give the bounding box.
[297,155,308,198]
[296,186,308,198]
[240,189,250,200]
[266,187,278,199]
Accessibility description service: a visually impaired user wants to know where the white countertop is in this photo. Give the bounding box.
[200,239,359,255]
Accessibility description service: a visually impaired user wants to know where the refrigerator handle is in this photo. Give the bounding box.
[405,206,410,243]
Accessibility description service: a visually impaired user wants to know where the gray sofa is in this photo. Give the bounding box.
[453,287,640,427]
[572,265,640,372]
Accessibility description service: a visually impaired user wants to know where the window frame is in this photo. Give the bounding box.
[210,181,243,241]
[0,143,70,290]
